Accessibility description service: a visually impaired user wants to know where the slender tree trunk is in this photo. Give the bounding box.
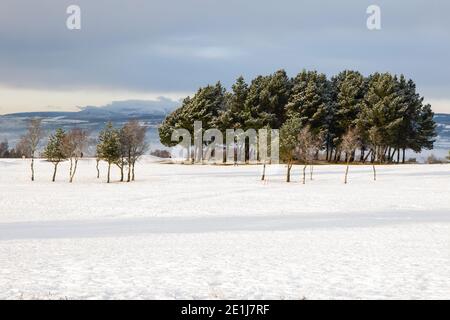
[31,157,35,181]
[69,158,73,179]
[96,159,100,178]
[107,162,111,183]
[350,150,355,162]
[402,148,406,164]
[344,161,350,184]
[391,149,397,164]
[70,159,78,183]
[261,162,266,181]
[127,162,131,182]
[363,149,372,163]
[397,149,400,163]
[132,162,135,181]
[372,164,376,181]
[382,146,389,163]
[120,164,124,182]
[286,163,292,182]
[302,164,307,184]
[52,163,58,182]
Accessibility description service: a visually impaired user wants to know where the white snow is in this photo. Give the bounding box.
[0,158,449,299]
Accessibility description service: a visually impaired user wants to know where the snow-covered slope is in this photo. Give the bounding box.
[0,160,449,299]
[1,159,449,222]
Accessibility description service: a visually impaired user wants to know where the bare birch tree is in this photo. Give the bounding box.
[122,120,148,182]
[368,127,383,181]
[309,131,324,181]
[297,126,315,184]
[280,117,301,182]
[23,118,43,181]
[64,128,88,183]
[341,128,360,184]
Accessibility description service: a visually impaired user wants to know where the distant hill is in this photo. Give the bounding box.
[0,98,180,150]
[0,105,449,160]
[3,98,179,121]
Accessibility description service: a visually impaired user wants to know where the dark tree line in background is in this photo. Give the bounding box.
[159,69,437,165]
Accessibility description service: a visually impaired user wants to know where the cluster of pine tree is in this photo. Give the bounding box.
[159,69,436,164]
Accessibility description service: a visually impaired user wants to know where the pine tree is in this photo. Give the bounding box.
[359,73,399,163]
[159,69,436,165]
[159,83,227,155]
[97,122,121,183]
[331,70,367,160]
[218,76,248,130]
[44,128,67,182]
[286,70,331,159]
[242,70,291,130]
[241,75,272,130]
[265,69,292,128]
[159,102,190,147]
[416,104,437,151]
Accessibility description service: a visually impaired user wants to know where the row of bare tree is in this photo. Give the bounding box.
[280,123,377,184]
[15,119,148,183]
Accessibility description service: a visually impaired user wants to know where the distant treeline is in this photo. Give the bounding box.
[159,69,436,164]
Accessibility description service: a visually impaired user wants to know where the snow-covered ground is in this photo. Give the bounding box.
[0,158,449,299]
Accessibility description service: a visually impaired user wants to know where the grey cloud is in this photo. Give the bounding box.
[0,0,449,101]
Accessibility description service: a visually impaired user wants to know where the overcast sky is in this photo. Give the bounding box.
[0,0,449,114]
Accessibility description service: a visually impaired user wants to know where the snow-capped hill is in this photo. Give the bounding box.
[77,98,179,120]
[2,97,180,121]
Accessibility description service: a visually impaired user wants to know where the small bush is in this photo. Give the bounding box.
[426,154,444,164]
[150,149,171,158]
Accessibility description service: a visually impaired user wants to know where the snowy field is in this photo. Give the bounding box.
[0,158,449,299]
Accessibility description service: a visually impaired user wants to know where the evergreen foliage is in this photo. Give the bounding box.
[44,128,68,182]
[97,122,121,183]
[159,69,436,163]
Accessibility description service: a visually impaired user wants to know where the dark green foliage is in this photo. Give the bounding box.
[97,123,121,164]
[330,70,366,150]
[286,70,330,135]
[217,76,248,130]
[97,122,121,183]
[159,82,227,146]
[44,128,67,163]
[44,128,68,182]
[416,104,437,151]
[159,69,437,163]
